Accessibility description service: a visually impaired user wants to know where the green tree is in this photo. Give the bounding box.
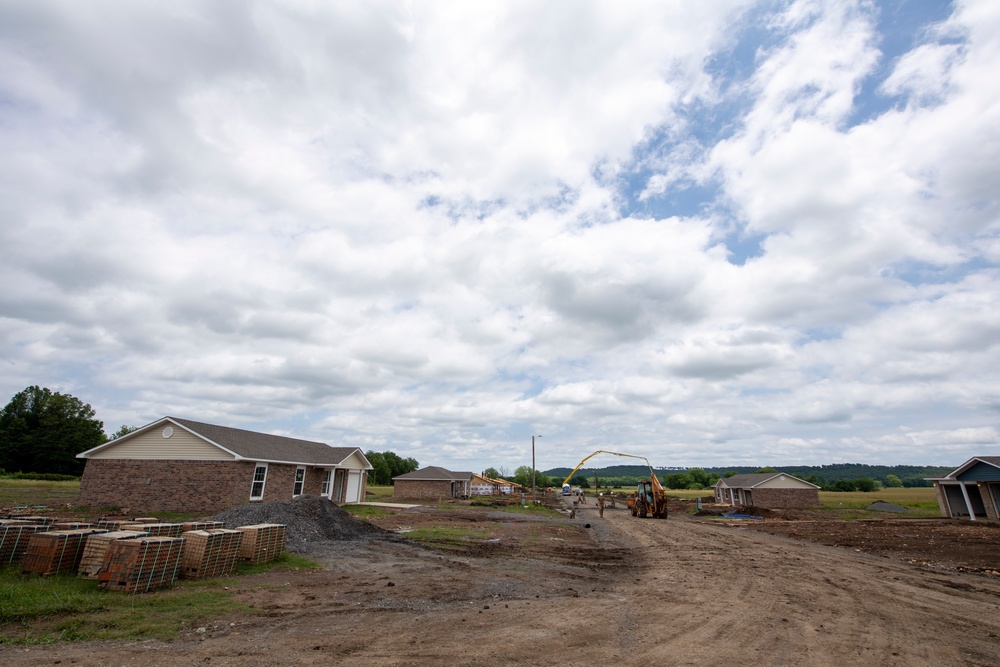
[665,473,691,489]
[483,467,502,480]
[687,467,709,487]
[856,477,877,492]
[831,479,857,492]
[0,386,105,476]
[885,474,903,488]
[755,466,778,473]
[365,451,391,485]
[365,450,418,484]
[109,424,139,440]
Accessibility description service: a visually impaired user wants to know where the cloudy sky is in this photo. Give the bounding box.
[2,0,998,472]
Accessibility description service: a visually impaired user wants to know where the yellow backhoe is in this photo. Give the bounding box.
[561,450,669,519]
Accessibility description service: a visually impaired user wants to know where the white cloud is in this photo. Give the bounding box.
[1,1,998,472]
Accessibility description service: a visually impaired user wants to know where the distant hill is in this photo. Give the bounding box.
[544,463,953,488]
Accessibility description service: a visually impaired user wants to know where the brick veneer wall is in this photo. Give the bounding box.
[78,459,362,513]
[751,488,820,509]
[393,479,454,499]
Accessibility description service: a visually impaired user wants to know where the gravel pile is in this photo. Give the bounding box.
[209,495,404,555]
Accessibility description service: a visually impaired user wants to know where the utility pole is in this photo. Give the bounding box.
[531,435,541,505]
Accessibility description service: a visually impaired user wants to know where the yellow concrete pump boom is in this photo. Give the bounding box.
[561,450,663,491]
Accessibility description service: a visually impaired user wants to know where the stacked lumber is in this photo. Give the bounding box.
[22,529,108,576]
[181,520,225,532]
[77,530,149,579]
[126,523,183,537]
[235,524,287,563]
[99,536,184,593]
[0,523,51,565]
[180,529,243,579]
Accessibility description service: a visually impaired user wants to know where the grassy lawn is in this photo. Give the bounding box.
[364,485,396,501]
[819,487,940,517]
[0,553,318,645]
[0,479,81,508]
[401,525,494,550]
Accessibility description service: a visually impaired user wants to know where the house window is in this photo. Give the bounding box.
[293,467,306,497]
[321,469,332,497]
[250,464,268,500]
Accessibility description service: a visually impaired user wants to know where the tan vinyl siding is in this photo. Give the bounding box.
[757,475,814,489]
[89,428,234,460]
[340,450,370,469]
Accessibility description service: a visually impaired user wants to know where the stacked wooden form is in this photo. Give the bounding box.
[78,530,150,579]
[22,529,108,576]
[235,524,287,564]
[179,529,243,579]
[98,536,185,593]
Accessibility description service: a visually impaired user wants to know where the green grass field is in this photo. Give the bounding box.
[818,487,939,516]
[0,479,80,508]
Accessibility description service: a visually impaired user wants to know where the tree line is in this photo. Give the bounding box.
[545,462,953,491]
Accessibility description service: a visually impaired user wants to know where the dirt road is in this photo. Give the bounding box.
[3,504,1000,666]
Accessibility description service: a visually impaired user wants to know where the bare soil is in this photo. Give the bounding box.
[3,497,1000,666]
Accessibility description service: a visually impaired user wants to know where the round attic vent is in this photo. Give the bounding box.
[162,426,174,438]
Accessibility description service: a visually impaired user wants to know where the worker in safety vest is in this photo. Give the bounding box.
[597,493,605,518]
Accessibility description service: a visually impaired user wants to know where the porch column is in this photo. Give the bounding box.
[959,482,977,521]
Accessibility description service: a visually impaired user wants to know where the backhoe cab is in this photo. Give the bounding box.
[627,477,669,519]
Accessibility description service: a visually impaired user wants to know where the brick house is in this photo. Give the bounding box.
[715,472,820,509]
[76,417,372,514]
[392,466,473,499]
[927,456,1000,521]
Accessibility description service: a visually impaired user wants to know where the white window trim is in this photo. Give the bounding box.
[293,466,306,497]
[250,463,269,501]
[320,469,333,498]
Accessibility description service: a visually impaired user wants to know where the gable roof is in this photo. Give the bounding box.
[716,472,819,489]
[927,456,1000,481]
[393,466,473,481]
[78,416,371,468]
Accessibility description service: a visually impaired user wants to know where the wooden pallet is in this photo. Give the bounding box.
[22,529,108,576]
[180,529,243,579]
[99,536,185,594]
[78,530,150,579]
[235,524,287,564]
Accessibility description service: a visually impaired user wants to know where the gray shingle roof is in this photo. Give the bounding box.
[393,466,473,481]
[168,417,363,466]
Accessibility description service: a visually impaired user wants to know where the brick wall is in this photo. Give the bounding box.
[751,488,820,509]
[393,479,454,499]
[77,459,256,514]
[77,459,359,513]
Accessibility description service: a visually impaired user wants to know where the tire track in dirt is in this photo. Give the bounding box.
[603,514,1000,666]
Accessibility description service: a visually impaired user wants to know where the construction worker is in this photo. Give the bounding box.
[597,493,605,518]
